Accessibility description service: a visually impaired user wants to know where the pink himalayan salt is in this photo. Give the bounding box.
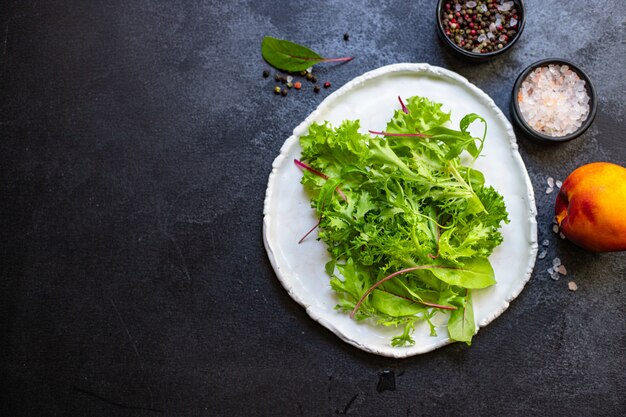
[517,65,590,137]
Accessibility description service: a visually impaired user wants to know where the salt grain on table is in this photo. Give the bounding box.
[568,281,578,291]
[548,267,559,281]
[547,177,554,187]
[557,265,567,275]
[517,65,590,137]
[552,224,559,233]
[538,249,547,259]
[552,257,561,267]
[559,232,566,239]
[555,180,563,188]
[546,187,554,194]
[542,239,550,246]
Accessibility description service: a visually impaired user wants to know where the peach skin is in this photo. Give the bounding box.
[555,162,626,252]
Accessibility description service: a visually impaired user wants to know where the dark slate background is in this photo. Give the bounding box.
[1,0,625,416]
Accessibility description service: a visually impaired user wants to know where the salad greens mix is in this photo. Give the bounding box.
[296,96,509,346]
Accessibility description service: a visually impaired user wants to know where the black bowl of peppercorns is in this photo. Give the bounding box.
[436,0,525,60]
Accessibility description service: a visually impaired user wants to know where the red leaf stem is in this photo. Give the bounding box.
[298,219,321,244]
[398,96,409,114]
[294,159,328,179]
[368,130,431,138]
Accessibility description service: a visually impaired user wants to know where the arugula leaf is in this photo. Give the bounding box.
[297,96,508,347]
[261,37,353,72]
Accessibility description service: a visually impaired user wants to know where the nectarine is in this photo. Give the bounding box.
[555,162,626,252]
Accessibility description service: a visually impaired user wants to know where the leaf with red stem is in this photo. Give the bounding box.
[294,159,347,202]
[350,265,460,318]
[262,36,353,72]
[398,96,409,114]
[368,130,432,138]
[378,288,456,311]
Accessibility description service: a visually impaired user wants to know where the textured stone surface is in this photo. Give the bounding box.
[1,0,624,416]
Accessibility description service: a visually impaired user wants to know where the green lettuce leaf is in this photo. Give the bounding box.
[297,96,508,346]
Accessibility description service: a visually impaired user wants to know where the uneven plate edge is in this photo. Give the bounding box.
[263,63,538,358]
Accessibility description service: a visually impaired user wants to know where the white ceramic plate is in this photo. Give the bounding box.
[263,63,537,358]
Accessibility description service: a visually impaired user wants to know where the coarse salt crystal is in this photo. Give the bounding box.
[552,257,561,267]
[568,281,578,291]
[497,1,514,11]
[509,17,518,27]
[552,225,559,233]
[286,75,293,83]
[550,270,560,281]
[466,1,477,8]
[538,249,547,259]
[456,3,462,11]
[557,265,567,275]
[477,34,487,43]
[547,177,554,187]
[546,187,554,194]
[559,232,566,239]
[542,239,550,246]
[518,65,590,137]
[555,180,563,188]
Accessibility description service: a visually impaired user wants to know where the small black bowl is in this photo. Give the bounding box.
[510,59,597,142]
[436,0,526,61]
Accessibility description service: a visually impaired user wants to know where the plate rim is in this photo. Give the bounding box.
[263,63,538,357]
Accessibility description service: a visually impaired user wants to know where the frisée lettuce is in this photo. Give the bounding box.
[296,96,509,347]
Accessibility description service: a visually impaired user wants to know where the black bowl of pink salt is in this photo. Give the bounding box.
[511,59,597,142]
[436,0,525,60]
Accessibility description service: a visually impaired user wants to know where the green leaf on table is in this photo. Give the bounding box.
[261,36,353,72]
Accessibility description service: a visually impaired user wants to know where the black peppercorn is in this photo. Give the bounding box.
[281,89,287,97]
[274,74,281,82]
[313,85,320,93]
[263,70,269,78]
[343,32,349,41]
[305,73,313,81]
